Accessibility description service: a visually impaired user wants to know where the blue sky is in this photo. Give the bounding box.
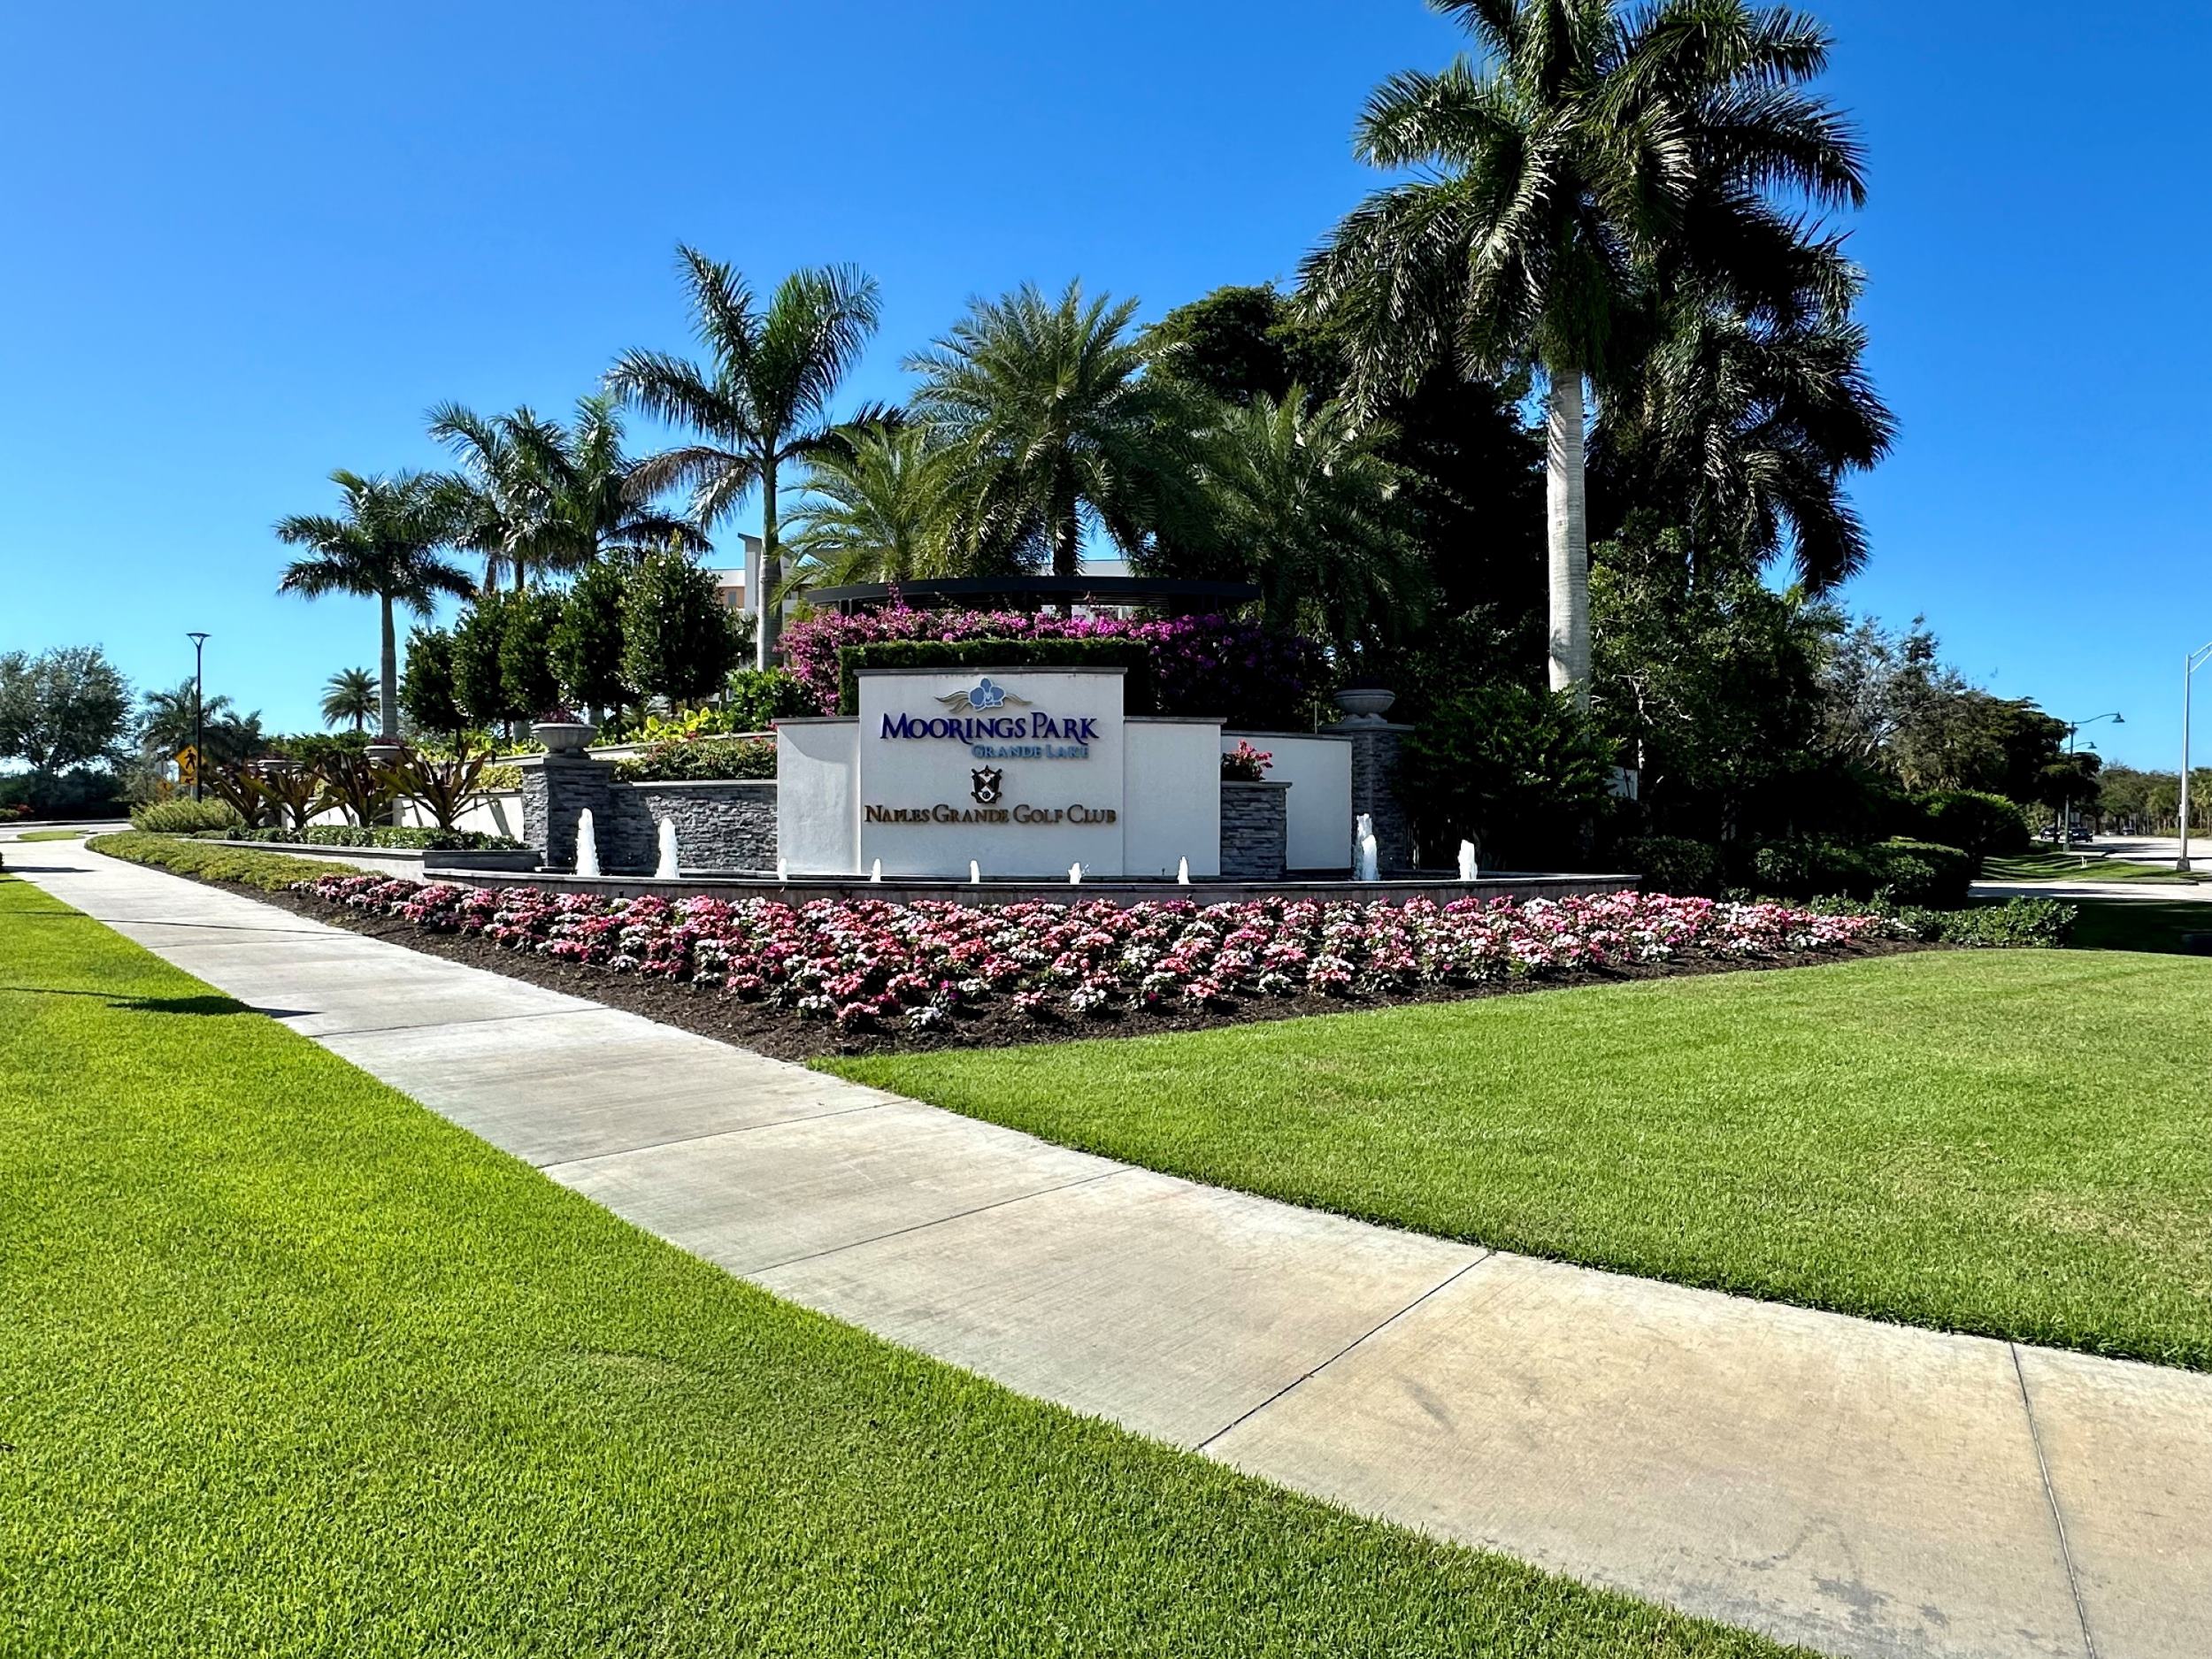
[2,1,2205,770]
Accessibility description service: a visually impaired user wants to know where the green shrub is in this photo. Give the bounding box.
[613,736,777,783]
[88,832,364,891]
[836,639,1156,716]
[1755,836,1974,908]
[1812,894,2076,948]
[1402,684,1617,869]
[191,826,521,852]
[1617,835,1720,897]
[724,667,814,731]
[1918,789,2032,863]
[130,798,244,833]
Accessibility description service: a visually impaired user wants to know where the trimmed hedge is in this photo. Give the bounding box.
[192,826,524,851]
[1918,789,2032,862]
[613,736,777,783]
[1813,895,2077,949]
[1617,835,1721,897]
[88,832,365,892]
[837,639,1157,717]
[1753,835,1975,908]
[129,798,245,833]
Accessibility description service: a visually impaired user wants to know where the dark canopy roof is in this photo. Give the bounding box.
[802,575,1260,614]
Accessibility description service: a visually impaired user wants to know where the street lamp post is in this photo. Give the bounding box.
[186,632,210,803]
[2057,711,2124,852]
[2179,645,2212,872]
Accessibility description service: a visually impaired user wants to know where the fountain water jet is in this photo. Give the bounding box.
[654,818,680,880]
[1456,841,1479,882]
[1354,814,1380,882]
[574,809,600,877]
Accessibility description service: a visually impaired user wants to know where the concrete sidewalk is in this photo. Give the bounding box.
[14,841,2209,1659]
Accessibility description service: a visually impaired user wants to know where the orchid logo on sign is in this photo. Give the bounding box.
[937,678,1030,713]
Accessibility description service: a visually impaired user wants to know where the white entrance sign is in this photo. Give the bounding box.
[855,667,1129,877]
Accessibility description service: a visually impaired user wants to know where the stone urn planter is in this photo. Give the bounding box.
[1332,687,1397,724]
[364,739,405,765]
[530,720,597,756]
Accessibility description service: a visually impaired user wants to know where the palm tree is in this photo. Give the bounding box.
[429,396,705,590]
[1597,261,1893,590]
[139,680,234,757]
[608,249,882,668]
[783,423,960,591]
[908,281,1195,586]
[319,667,379,732]
[1189,389,1425,656]
[275,471,476,740]
[1301,0,1866,707]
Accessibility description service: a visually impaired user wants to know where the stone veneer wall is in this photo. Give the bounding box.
[601,780,777,873]
[1324,720,1415,872]
[519,755,776,875]
[1220,780,1290,880]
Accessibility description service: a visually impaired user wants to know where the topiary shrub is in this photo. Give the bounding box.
[130,798,244,833]
[1918,789,2032,864]
[1402,684,1617,869]
[1617,835,1721,897]
[723,668,814,732]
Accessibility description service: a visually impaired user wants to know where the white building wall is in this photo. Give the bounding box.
[1225,731,1353,872]
[1125,718,1224,879]
[776,719,859,874]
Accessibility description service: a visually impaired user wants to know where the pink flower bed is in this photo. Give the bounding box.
[296,878,1895,1033]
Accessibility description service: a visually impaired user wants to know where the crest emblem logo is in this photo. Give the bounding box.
[938,677,1031,713]
[970,766,1004,805]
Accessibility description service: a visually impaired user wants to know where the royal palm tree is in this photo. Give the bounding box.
[608,249,882,668]
[783,424,961,591]
[1301,0,1866,706]
[275,471,476,740]
[1190,390,1425,655]
[319,667,379,732]
[909,281,1195,586]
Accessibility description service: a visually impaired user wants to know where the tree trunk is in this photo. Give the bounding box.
[757,456,780,672]
[1545,367,1592,709]
[1053,480,1079,616]
[377,595,399,740]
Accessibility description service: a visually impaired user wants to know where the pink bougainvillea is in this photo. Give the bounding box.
[296,877,1893,1033]
[779,607,1325,728]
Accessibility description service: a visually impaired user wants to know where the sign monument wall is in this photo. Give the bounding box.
[854,667,1129,877]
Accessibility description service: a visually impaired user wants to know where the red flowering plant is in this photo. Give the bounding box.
[1220,741,1273,782]
[294,878,1897,1033]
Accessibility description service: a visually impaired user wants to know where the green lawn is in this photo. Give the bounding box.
[1983,849,2201,883]
[0,873,1786,1658]
[9,827,87,842]
[833,950,2212,1371]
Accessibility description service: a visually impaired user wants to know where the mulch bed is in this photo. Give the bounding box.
[173,873,1941,1064]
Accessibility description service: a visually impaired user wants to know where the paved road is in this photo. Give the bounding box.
[14,839,2210,1659]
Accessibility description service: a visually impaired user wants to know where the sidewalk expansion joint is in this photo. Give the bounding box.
[1194,1249,1495,1455]
[742,1166,1131,1277]
[2011,1342,2101,1659]
[534,1101,895,1171]
[306,1004,604,1041]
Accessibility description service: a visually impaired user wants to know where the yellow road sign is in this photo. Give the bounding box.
[175,746,198,782]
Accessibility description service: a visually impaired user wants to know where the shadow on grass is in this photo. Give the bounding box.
[0,987,273,1017]
[2067,899,2212,955]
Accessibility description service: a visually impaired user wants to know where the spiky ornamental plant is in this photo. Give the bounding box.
[609,249,882,669]
[1302,0,1867,708]
[275,471,475,741]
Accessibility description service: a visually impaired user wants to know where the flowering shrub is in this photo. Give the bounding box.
[780,607,1326,728]
[1221,741,1273,782]
[294,877,1897,1032]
